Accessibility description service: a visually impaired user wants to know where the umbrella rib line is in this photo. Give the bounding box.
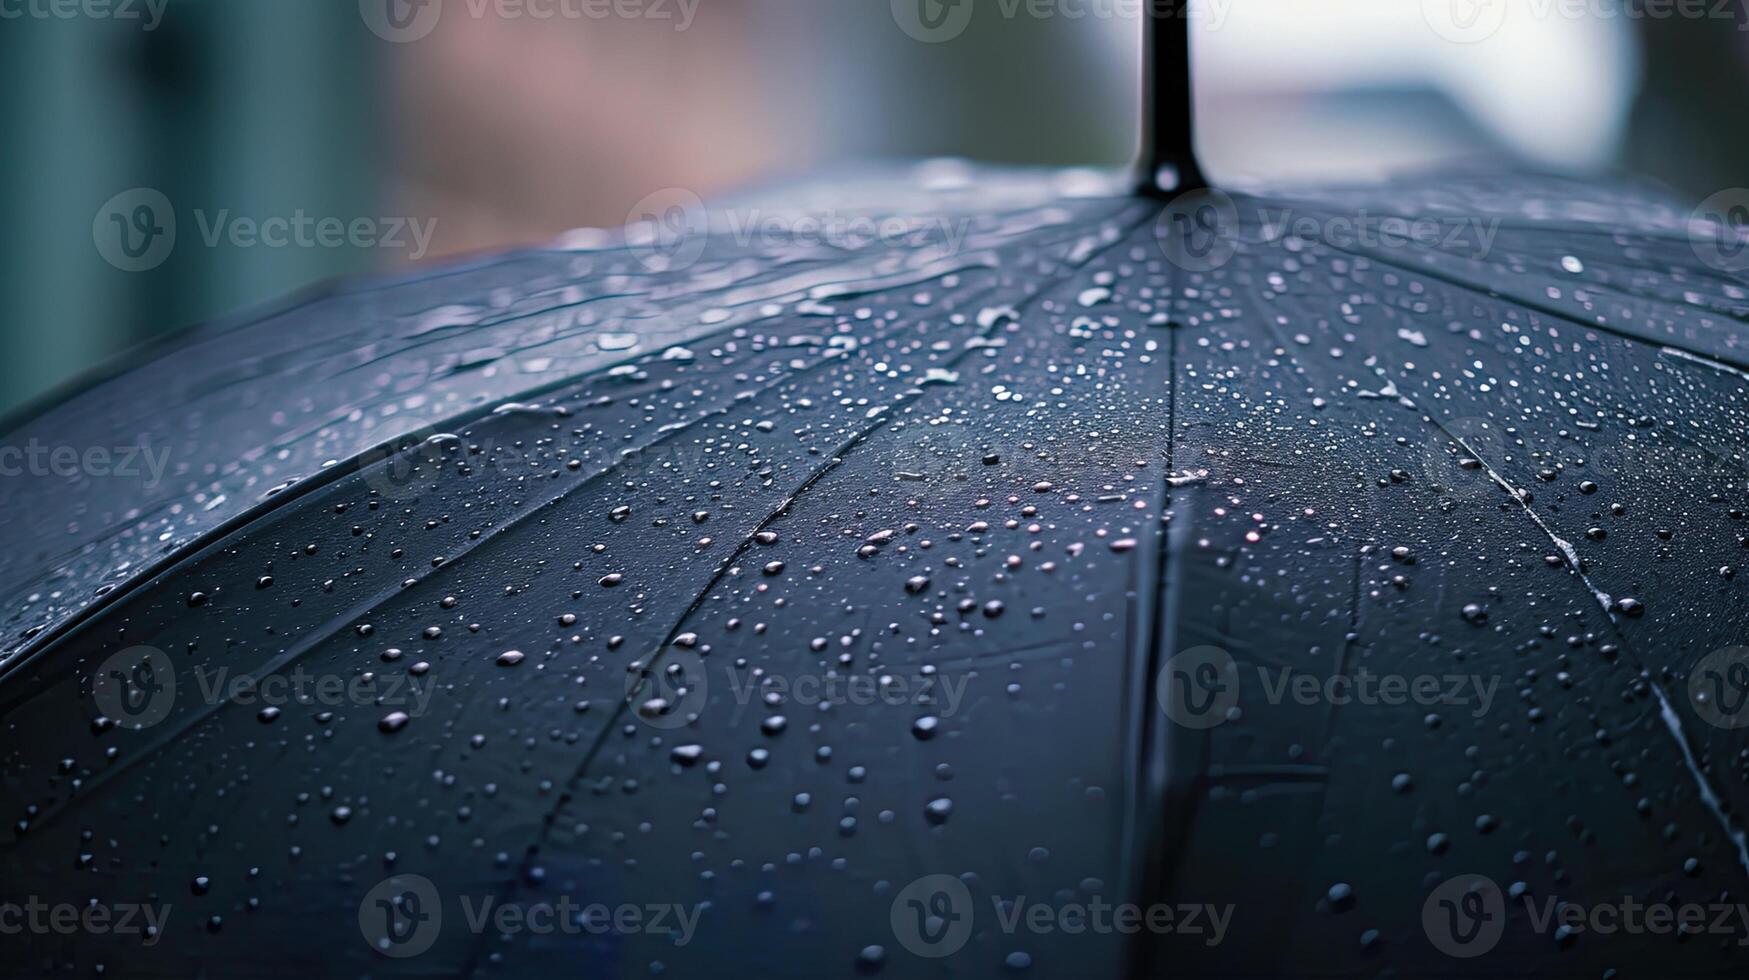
[1409,398,1749,882]
[1,216,1103,664]
[1251,292,1749,888]
[473,337,971,973]
[1318,545,1366,749]
[550,206,1156,810]
[1242,188,1749,258]
[1461,427,1749,880]
[1121,317,1182,980]
[0,195,1121,439]
[1315,238,1749,375]
[0,225,1102,657]
[0,357,869,836]
[0,253,1022,679]
[468,210,1159,974]
[0,299,990,833]
[0,244,604,440]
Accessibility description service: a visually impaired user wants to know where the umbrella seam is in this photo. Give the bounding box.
[460,206,1158,976]
[1320,238,1749,375]
[0,281,1016,830]
[1369,363,1749,884]
[0,205,1124,666]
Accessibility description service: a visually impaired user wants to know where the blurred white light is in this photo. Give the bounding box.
[1181,0,1640,180]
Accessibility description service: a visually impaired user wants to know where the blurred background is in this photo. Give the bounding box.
[2,0,1747,416]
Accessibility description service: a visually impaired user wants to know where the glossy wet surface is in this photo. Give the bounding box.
[2,165,1747,977]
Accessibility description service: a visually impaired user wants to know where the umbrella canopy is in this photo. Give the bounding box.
[5,14,1749,980]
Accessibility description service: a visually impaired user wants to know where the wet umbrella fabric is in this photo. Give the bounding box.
[2,166,1748,978]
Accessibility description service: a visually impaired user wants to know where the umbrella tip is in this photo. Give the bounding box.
[1137,158,1207,197]
[1135,2,1205,197]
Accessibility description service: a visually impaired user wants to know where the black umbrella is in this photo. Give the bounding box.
[5,9,1749,978]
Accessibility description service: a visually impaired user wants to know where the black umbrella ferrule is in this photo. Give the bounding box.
[1136,0,1206,195]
